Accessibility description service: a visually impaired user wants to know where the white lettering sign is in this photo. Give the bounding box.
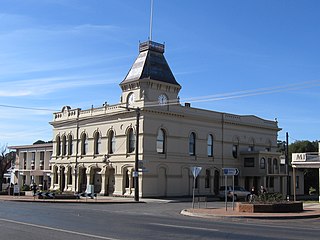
[292,153,307,162]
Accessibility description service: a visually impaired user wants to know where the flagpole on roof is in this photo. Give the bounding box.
[149,0,154,41]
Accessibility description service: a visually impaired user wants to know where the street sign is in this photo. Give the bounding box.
[78,192,97,198]
[222,168,239,176]
[13,185,20,194]
[190,167,202,178]
[35,192,55,198]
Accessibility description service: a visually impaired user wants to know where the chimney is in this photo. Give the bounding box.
[185,102,191,107]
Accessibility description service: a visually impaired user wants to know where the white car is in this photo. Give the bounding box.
[219,186,251,201]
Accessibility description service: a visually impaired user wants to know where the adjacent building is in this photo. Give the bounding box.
[49,40,284,198]
[9,143,52,191]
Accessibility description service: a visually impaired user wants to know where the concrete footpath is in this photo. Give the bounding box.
[181,203,320,219]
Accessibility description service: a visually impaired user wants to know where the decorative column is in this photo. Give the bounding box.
[86,168,91,192]
[64,171,68,191]
[98,166,107,195]
[57,169,61,190]
[72,167,77,192]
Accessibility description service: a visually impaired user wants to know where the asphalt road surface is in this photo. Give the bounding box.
[0,200,319,240]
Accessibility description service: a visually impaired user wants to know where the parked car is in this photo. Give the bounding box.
[219,186,251,201]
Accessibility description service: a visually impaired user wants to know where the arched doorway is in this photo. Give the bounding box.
[60,166,65,192]
[214,170,220,195]
[181,168,190,196]
[106,168,115,196]
[92,168,102,193]
[158,167,167,197]
[78,167,87,193]
[122,166,133,196]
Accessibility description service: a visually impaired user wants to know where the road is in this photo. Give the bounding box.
[0,200,319,240]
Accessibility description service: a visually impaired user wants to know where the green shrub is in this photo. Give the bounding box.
[21,185,30,191]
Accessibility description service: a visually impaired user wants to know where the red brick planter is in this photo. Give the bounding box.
[236,202,303,213]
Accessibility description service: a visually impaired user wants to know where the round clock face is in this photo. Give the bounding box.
[158,94,168,105]
[127,93,135,105]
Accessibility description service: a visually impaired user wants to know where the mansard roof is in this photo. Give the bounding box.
[120,40,180,87]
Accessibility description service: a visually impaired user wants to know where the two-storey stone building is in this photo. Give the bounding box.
[9,143,52,191]
[50,40,283,197]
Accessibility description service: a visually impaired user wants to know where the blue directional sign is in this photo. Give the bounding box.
[222,168,239,176]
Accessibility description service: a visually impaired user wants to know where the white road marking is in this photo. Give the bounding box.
[149,222,219,232]
[0,218,120,240]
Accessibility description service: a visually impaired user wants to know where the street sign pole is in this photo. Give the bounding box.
[190,167,202,208]
[192,175,196,208]
[225,175,227,211]
[232,175,235,210]
[222,168,239,211]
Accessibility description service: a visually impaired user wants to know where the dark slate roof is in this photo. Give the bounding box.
[120,41,180,86]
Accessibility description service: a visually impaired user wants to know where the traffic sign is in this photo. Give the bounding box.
[222,168,239,176]
[78,192,97,199]
[190,167,202,178]
[35,192,55,198]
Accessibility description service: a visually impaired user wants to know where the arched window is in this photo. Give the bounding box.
[207,134,213,157]
[108,130,116,154]
[125,169,130,188]
[248,138,255,152]
[156,129,165,154]
[67,167,72,185]
[62,135,67,156]
[94,131,101,155]
[232,145,238,159]
[189,132,196,156]
[232,136,240,159]
[128,128,135,153]
[56,136,61,156]
[260,158,266,169]
[53,166,58,184]
[81,133,88,155]
[68,135,73,155]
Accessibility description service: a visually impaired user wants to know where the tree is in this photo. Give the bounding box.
[289,140,318,155]
[0,144,15,191]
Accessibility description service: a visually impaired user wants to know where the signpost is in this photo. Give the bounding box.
[222,168,239,211]
[13,185,20,195]
[190,166,202,208]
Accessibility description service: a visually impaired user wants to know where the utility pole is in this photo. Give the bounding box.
[74,108,80,194]
[285,132,290,200]
[134,107,140,202]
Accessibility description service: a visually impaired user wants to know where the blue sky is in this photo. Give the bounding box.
[1,0,319,147]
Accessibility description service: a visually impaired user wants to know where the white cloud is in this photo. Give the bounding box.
[0,74,119,97]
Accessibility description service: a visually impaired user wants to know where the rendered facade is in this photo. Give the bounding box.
[50,40,283,197]
[9,143,52,191]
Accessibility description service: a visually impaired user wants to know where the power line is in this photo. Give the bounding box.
[1,79,319,111]
[0,104,58,112]
[144,79,320,108]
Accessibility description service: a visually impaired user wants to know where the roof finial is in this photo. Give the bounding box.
[149,0,154,41]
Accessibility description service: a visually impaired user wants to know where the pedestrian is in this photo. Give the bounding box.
[251,186,255,195]
[249,186,255,202]
[260,185,266,195]
[32,183,37,196]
